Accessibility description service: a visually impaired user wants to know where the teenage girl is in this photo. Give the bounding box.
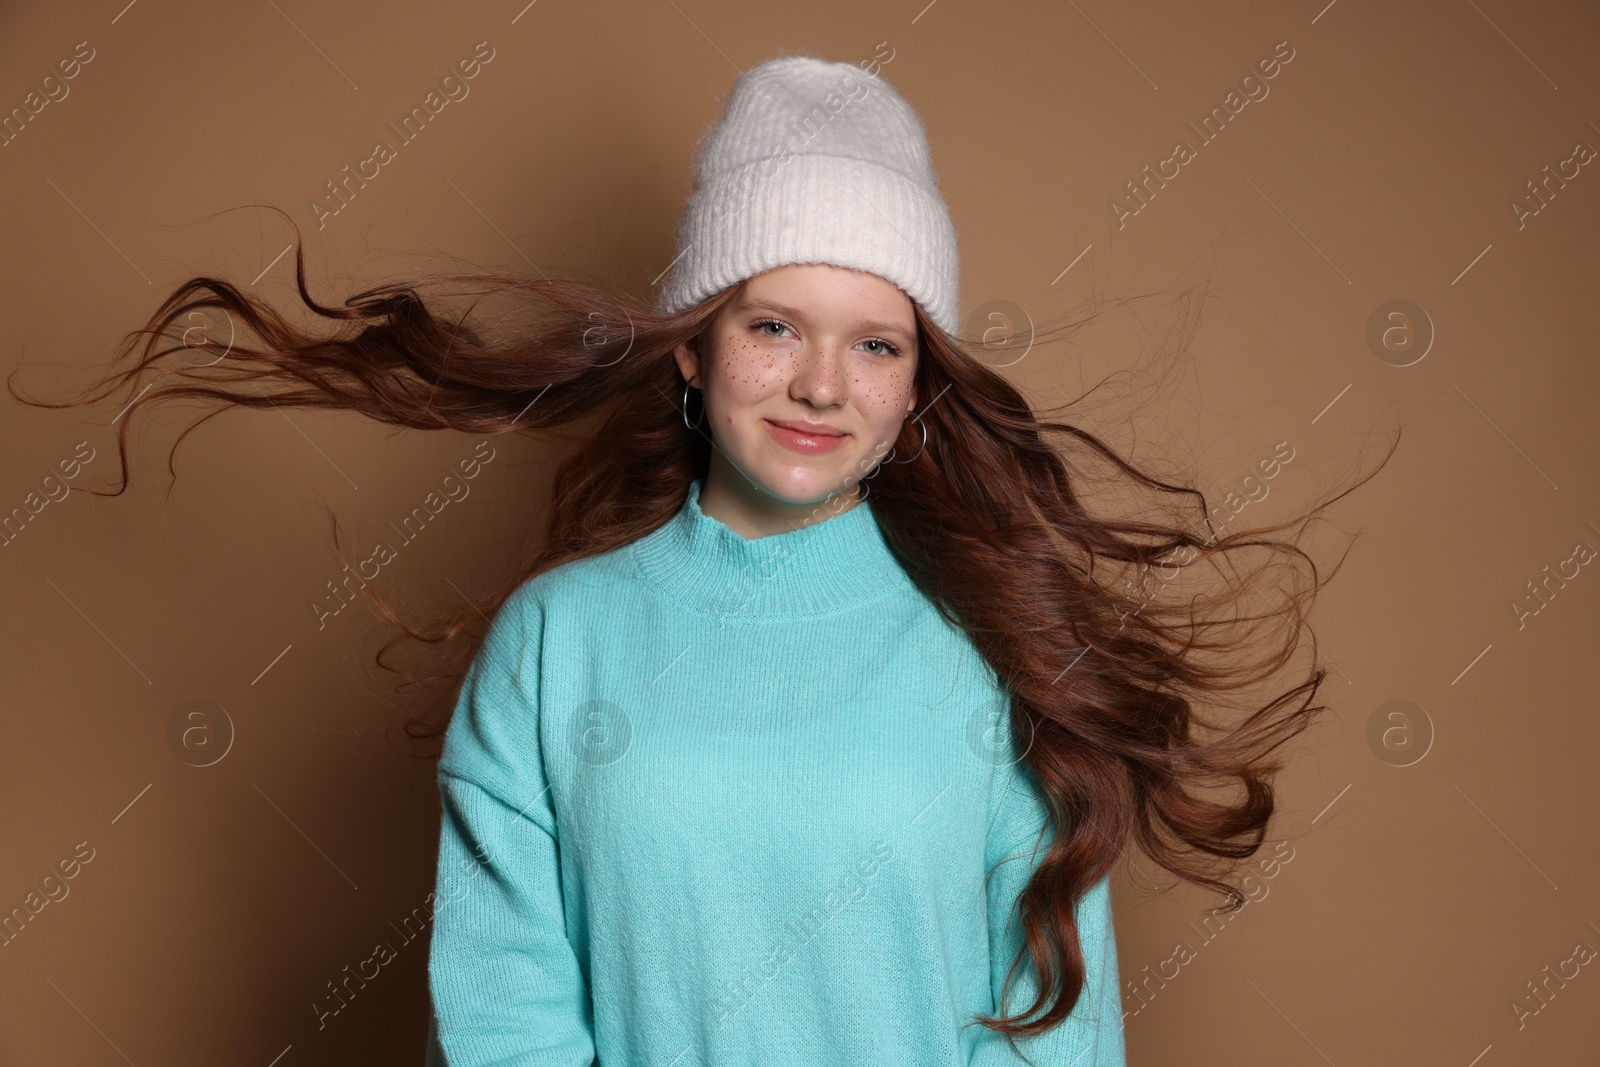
[38,49,1376,1067]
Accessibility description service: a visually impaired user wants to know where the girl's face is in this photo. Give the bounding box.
[672,263,920,527]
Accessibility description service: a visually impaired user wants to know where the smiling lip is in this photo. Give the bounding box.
[764,418,848,455]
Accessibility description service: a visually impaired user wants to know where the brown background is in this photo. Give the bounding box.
[2,0,1598,1064]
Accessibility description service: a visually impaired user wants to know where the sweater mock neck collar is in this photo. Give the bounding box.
[630,477,915,618]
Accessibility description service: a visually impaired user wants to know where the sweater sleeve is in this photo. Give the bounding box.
[427,584,597,1067]
[972,750,1127,1066]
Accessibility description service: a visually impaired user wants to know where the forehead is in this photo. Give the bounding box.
[731,289,917,342]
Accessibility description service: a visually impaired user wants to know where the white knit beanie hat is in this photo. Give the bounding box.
[658,52,961,337]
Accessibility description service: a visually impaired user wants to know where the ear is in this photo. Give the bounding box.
[671,337,701,388]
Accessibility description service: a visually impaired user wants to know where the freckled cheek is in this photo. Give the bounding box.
[721,350,792,393]
[856,369,916,426]
[708,349,786,418]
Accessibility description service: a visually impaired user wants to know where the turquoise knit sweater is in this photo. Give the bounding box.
[426,477,1126,1066]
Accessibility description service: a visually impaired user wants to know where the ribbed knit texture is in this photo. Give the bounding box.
[657,54,961,336]
[426,478,1125,1066]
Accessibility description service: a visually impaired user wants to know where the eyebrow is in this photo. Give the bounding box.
[736,300,916,342]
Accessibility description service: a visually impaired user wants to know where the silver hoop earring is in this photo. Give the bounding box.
[682,381,705,430]
[888,411,928,464]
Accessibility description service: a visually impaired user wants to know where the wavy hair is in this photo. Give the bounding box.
[13,207,1391,1048]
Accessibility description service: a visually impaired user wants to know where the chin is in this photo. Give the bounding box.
[747,461,860,508]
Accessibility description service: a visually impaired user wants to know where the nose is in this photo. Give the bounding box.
[788,340,848,409]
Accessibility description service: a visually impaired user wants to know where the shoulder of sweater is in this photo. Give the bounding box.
[499,536,647,619]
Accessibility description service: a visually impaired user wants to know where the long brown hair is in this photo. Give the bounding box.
[13,207,1391,1046]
